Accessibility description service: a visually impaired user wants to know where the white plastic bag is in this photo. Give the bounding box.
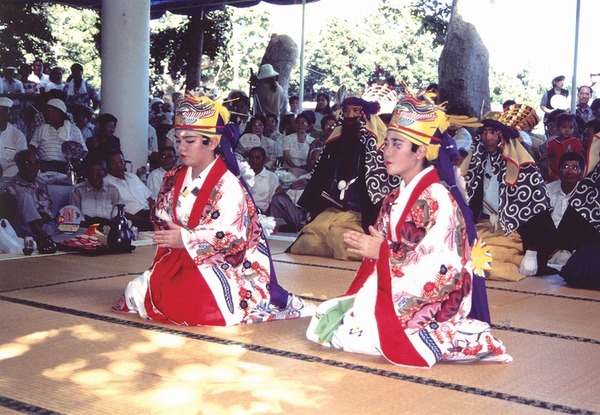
[0,218,23,254]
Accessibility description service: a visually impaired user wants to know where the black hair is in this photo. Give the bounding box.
[15,149,39,166]
[97,113,118,127]
[584,118,600,134]
[315,92,332,115]
[591,99,600,113]
[558,151,585,171]
[296,112,313,125]
[547,109,567,125]
[265,112,278,123]
[71,63,83,73]
[105,149,125,165]
[552,75,565,86]
[578,85,592,94]
[243,114,267,135]
[82,155,106,173]
[249,146,266,159]
[556,113,576,128]
[159,145,176,154]
[502,99,516,109]
[320,114,337,130]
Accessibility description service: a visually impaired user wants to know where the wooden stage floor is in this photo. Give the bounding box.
[1,235,599,415]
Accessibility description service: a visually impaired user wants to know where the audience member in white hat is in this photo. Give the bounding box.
[0,97,27,177]
[29,98,87,173]
[253,64,287,123]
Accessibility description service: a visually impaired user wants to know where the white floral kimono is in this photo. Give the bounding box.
[306,166,512,367]
[114,157,313,326]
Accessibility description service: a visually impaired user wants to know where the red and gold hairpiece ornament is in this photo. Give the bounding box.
[174,92,230,139]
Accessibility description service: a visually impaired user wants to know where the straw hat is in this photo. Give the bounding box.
[256,64,278,80]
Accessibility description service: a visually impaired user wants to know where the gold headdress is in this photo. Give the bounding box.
[498,104,540,132]
[387,87,481,161]
[174,90,229,139]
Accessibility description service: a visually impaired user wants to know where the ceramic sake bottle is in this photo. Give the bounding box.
[107,204,132,252]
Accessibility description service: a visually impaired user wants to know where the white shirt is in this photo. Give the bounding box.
[547,180,574,227]
[104,172,152,215]
[30,121,87,162]
[250,167,280,212]
[0,123,27,176]
[148,125,158,155]
[147,167,167,200]
[482,156,500,216]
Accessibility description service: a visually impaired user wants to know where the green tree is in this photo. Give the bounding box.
[490,68,545,110]
[0,3,55,68]
[46,4,101,88]
[149,9,233,97]
[299,3,440,100]
[220,6,272,95]
[410,0,452,47]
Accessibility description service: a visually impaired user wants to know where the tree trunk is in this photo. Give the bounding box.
[260,34,298,101]
[438,0,490,118]
[186,14,204,91]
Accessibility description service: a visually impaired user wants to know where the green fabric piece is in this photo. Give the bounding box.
[314,297,355,343]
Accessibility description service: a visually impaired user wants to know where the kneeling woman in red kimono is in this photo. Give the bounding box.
[114,93,314,326]
[306,95,512,366]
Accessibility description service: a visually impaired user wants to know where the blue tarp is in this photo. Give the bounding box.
[21,0,318,18]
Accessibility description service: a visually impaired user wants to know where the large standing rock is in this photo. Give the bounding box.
[438,5,490,118]
[261,34,298,99]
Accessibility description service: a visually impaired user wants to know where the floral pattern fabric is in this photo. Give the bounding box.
[116,158,311,326]
[306,167,511,367]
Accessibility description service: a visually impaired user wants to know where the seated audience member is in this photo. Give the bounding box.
[556,139,600,289]
[43,67,65,94]
[270,147,322,232]
[544,113,584,181]
[265,112,284,166]
[29,98,87,173]
[288,97,394,260]
[590,98,600,121]
[313,92,333,136]
[70,156,119,227]
[0,97,27,177]
[311,113,336,151]
[147,146,177,200]
[280,113,296,136]
[64,63,99,113]
[148,97,163,129]
[248,146,280,214]
[281,112,315,175]
[73,105,95,141]
[86,113,121,160]
[103,150,153,231]
[462,110,555,280]
[237,115,276,167]
[148,124,159,165]
[548,152,585,228]
[287,95,300,117]
[230,94,251,133]
[1,149,57,253]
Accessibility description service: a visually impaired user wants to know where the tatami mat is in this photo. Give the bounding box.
[1,237,599,414]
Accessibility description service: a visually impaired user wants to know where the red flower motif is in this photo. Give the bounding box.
[400,221,426,244]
